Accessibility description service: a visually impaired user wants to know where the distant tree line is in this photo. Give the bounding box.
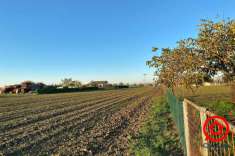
[61,78,82,88]
[0,77,149,95]
[37,79,132,94]
[147,19,235,93]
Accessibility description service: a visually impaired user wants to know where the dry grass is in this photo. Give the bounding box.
[175,85,234,116]
[176,85,231,103]
[232,84,235,103]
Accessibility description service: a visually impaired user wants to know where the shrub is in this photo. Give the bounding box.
[114,85,129,89]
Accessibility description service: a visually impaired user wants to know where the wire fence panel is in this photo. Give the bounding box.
[166,89,187,155]
[205,111,235,156]
[186,100,203,156]
[183,99,209,156]
[166,90,235,156]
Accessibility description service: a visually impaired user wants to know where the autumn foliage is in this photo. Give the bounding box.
[147,19,235,93]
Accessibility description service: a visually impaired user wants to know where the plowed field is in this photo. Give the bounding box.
[0,87,157,156]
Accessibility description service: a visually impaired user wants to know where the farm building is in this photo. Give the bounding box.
[203,82,212,86]
[88,81,111,88]
[0,88,4,94]
[0,85,18,94]
[0,81,46,94]
[21,81,46,93]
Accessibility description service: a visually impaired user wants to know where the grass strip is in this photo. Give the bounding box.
[129,96,183,156]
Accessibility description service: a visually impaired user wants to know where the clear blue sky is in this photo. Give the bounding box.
[1,0,235,86]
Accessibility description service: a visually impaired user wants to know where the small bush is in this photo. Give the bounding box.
[114,85,129,89]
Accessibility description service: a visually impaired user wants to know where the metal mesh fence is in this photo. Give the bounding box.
[183,99,208,156]
[166,89,187,155]
[205,111,235,156]
[186,100,203,156]
[167,90,235,156]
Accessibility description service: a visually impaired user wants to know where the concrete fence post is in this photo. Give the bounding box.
[183,99,191,156]
[200,108,208,156]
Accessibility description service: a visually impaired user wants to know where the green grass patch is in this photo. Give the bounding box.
[176,85,231,101]
[176,85,234,118]
[198,100,235,121]
[129,97,183,156]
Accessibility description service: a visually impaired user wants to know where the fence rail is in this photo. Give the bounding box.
[167,89,235,156]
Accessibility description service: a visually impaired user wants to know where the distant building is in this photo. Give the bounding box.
[88,81,110,88]
[203,82,212,86]
[12,85,21,94]
[0,81,46,94]
[21,81,46,93]
[0,87,4,94]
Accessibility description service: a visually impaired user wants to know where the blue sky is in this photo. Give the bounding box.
[1,0,235,86]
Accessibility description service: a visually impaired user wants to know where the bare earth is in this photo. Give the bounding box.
[0,87,157,156]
